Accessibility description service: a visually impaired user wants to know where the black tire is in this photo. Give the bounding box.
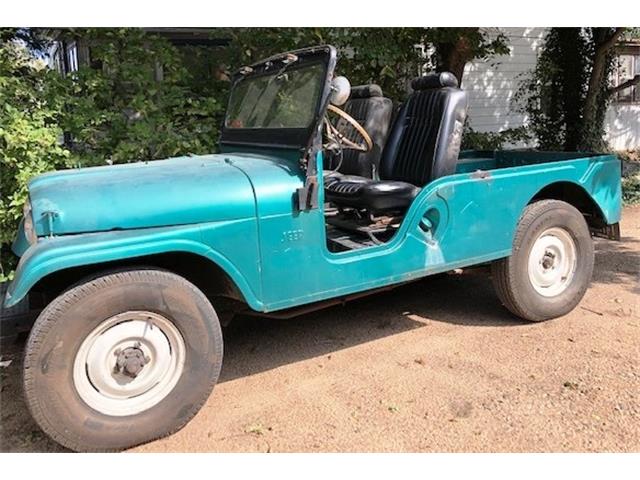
[23,268,223,452]
[491,200,594,322]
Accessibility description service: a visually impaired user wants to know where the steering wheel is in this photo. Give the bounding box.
[324,104,373,152]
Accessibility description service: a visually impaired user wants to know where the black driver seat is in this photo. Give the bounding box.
[325,72,468,213]
[326,84,393,178]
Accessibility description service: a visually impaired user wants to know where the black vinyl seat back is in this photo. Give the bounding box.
[379,72,468,186]
[324,72,468,215]
[331,84,393,178]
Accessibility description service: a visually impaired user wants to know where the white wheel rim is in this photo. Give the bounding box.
[527,227,577,297]
[73,311,185,416]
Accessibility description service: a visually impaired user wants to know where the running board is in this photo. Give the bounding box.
[239,285,400,320]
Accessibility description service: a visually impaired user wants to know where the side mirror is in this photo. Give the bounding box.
[330,76,351,106]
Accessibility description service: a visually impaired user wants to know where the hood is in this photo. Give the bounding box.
[28,154,258,236]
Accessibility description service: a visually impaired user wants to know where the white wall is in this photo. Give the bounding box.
[461,27,640,151]
[605,104,640,150]
[461,27,545,137]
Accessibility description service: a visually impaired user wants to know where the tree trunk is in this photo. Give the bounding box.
[582,27,625,149]
[436,35,473,85]
[557,28,586,151]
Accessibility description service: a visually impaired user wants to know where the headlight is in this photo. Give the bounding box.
[23,200,37,245]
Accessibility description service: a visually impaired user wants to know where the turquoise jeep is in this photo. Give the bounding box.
[4,45,621,451]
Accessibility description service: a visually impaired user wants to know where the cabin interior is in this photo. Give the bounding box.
[322,74,604,253]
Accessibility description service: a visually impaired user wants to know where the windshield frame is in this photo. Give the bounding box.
[220,45,337,150]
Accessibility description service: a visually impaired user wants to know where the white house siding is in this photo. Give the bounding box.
[461,27,640,151]
[605,105,640,150]
[461,27,545,138]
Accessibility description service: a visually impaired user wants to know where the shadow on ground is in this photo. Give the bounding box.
[592,236,640,294]
[1,229,638,452]
[218,269,524,384]
[0,270,514,452]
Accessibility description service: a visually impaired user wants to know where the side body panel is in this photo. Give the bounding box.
[5,152,621,313]
[253,153,621,311]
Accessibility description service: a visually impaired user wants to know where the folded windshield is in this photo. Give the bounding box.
[225,62,325,130]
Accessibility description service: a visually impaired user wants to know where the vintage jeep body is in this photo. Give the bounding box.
[4,46,621,451]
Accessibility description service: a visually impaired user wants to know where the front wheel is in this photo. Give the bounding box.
[23,268,223,452]
[491,200,594,322]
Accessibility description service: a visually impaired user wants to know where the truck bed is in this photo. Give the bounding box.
[456,150,610,174]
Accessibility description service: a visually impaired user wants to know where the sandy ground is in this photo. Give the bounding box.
[1,206,638,453]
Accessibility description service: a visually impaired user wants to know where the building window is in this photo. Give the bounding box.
[66,41,79,73]
[615,52,640,104]
[50,43,65,74]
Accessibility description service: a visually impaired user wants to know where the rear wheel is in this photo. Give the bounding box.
[23,268,223,452]
[491,200,594,322]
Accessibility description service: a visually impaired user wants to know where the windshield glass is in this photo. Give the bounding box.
[225,62,325,129]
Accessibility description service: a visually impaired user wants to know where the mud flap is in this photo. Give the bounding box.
[591,222,621,241]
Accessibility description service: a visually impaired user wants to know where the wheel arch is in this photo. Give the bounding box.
[529,181,609,231]
[31,251,248,308]
[7,240,263,315]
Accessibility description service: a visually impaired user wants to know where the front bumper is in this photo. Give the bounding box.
[12,217,32,258]
[0,281,38,343]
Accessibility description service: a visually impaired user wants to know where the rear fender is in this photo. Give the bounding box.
[402,155,621,262]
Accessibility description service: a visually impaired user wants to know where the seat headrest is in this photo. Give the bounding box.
[349,84,383,99]
[411,72,458,90]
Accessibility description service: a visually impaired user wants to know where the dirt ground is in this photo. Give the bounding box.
[1,206,638,453]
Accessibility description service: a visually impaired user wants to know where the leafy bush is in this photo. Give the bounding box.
[0,29,227,279]
[0,39,72,281]
[623,176,640,204]
[226,27,429,100]
[515,28,632,153]
[56,29,225,165]
[619,149,640,205]
[461,124,532,151]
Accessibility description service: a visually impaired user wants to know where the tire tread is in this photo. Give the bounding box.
[491,200,593,322]
[23,268,222,452]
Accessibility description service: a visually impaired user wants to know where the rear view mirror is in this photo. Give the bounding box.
[330,76,351,106]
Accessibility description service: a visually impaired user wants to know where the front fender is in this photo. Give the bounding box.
[4,220,264,311]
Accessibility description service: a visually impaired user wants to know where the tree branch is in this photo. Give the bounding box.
[609,74,640,94]
[597,27,626,54]
[585,27,629,123]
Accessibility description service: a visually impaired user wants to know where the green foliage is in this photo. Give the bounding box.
[425,27,510,81]
[226,28,509,100]
[0,36,72,280]
[56,29,225,165]
[462,123,532,151]
[580,28,620,152]
[225,28,427,100]
[619,149,640,205]
[622,175,640,204]
[329,28,429,100]
[516,28,588,151]
[516,27,623,152]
